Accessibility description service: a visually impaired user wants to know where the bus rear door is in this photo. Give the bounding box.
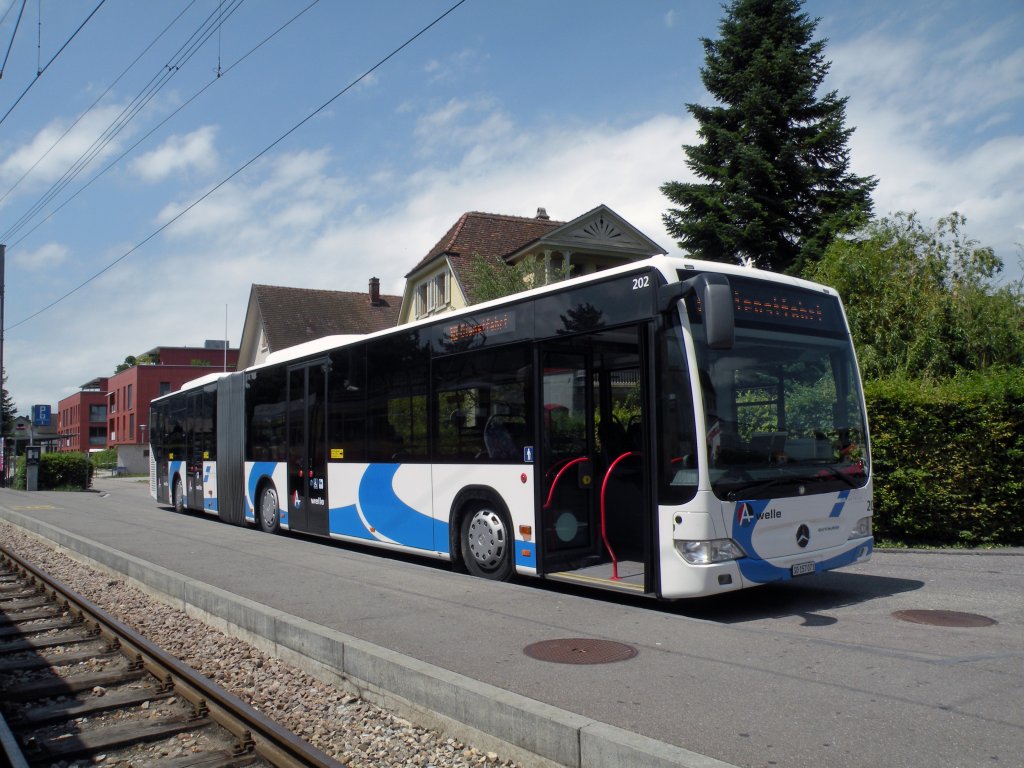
[286,360,329,535]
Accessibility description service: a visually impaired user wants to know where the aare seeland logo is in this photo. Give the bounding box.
[736,503,782,526]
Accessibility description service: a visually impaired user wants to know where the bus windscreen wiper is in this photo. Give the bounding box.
[725,464,864,500]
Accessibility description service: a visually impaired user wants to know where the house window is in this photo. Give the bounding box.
[416,270,449,317]
[90,404,106,422]
[415,283,428,317]
[127,384,133,410]
[431,272,448,310]
[159,381,171,396]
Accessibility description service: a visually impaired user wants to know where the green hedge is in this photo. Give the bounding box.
[12,451,93,490]
[865,368,1024,546]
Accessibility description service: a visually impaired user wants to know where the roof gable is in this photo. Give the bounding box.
[406,211,563,278]
[509,204,667,260]
[252,284,401,354]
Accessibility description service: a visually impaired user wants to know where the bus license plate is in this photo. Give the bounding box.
[791,561,816,577]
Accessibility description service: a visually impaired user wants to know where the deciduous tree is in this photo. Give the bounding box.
[805,211,1024,378]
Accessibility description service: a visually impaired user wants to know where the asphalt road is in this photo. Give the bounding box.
[1,477,1021,768]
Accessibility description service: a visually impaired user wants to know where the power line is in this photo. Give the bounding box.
[7,0,468,332]
[0,0,27,78]
[0,0,108,129]
[0,0,245,245]
[4,0,322,251]
[0,0,199,210]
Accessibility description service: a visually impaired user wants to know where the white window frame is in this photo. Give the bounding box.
[415,270,449,317]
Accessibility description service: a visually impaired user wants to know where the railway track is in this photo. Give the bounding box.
[0,544,342,768]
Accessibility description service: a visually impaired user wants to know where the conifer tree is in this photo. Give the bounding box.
[662,0,877,273]
[1,370,15,438]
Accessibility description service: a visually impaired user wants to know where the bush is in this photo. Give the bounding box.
[90,448,118,471]
[12,451,93,490]
[866,368,1024,546]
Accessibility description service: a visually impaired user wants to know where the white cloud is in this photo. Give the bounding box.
[130,126,219,183]
[112,109,696,354]
[152,149,359,252]
[829,14,1024,276]
[11,242,70,271]
[415,98,473,135]
[423,49,483,83]
[0,104,129,190]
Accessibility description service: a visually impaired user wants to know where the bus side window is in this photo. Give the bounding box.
[659,327,698,503]
[367,335,428,461]
[246,368,288,462]
[434,344,533,463]
[328,346,366,461]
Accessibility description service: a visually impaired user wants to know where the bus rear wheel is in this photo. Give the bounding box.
[460,504,514,581]
[259,483,281,533]
[173,477,185,514]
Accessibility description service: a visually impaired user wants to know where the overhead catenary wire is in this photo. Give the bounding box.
[6,0,469,332]
[0,0,107,129]
[2,0,320,251]
[0,0,27,78]
[0,0,245,245]
[0,0,199,210]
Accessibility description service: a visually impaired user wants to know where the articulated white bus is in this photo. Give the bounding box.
[150,255,872,598]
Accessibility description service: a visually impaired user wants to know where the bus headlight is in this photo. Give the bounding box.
[848,516,872,539]
[675,539,746,565]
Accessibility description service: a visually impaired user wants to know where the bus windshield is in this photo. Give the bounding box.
[687,281,869,502]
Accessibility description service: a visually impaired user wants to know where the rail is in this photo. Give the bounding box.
[0,544,343,768]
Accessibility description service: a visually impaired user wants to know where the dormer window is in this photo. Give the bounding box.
[431,272,448,309]
[415,270,449,317]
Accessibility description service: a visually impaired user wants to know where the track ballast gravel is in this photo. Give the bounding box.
[1,522,519,768]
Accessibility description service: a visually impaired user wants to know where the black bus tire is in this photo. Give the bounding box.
[460,503,515,581]
[258,482,281,534]
[173,476,185,514]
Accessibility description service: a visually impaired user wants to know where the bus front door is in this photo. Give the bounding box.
[540,348,598,572]
[539,328,652,591]
[286,360,329,536]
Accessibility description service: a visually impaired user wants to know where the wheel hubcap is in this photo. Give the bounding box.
[261,491,278,528]
[467,509,506,570]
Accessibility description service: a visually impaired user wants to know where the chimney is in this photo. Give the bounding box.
[369,277,381,306]
[536,207,550,220]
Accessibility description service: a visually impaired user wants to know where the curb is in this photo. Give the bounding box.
[0,507,738,768]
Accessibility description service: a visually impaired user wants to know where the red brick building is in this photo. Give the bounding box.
[57,377,109,454]
[106,344,239,473]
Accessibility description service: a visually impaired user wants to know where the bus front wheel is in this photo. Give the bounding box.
[460,504,514,581]
[259,483,281,534]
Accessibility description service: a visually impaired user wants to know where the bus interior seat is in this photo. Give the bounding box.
[484,416,518,460]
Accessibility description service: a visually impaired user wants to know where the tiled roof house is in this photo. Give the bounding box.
[237,279,400,369]
[235,204,663,366]
[397,204,667,324]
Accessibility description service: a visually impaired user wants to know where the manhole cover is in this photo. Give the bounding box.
[892,610,997,628]
[524,638,637,665]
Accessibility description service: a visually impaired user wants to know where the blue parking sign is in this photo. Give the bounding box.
[31,404,51,427]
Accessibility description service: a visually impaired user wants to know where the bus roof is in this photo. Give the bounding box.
[150,370,233,404]
[230,254,841,375]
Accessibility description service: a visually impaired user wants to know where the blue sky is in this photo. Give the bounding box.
[1,0,1021,414]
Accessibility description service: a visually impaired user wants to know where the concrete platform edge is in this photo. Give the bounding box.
[1,507,738,768]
